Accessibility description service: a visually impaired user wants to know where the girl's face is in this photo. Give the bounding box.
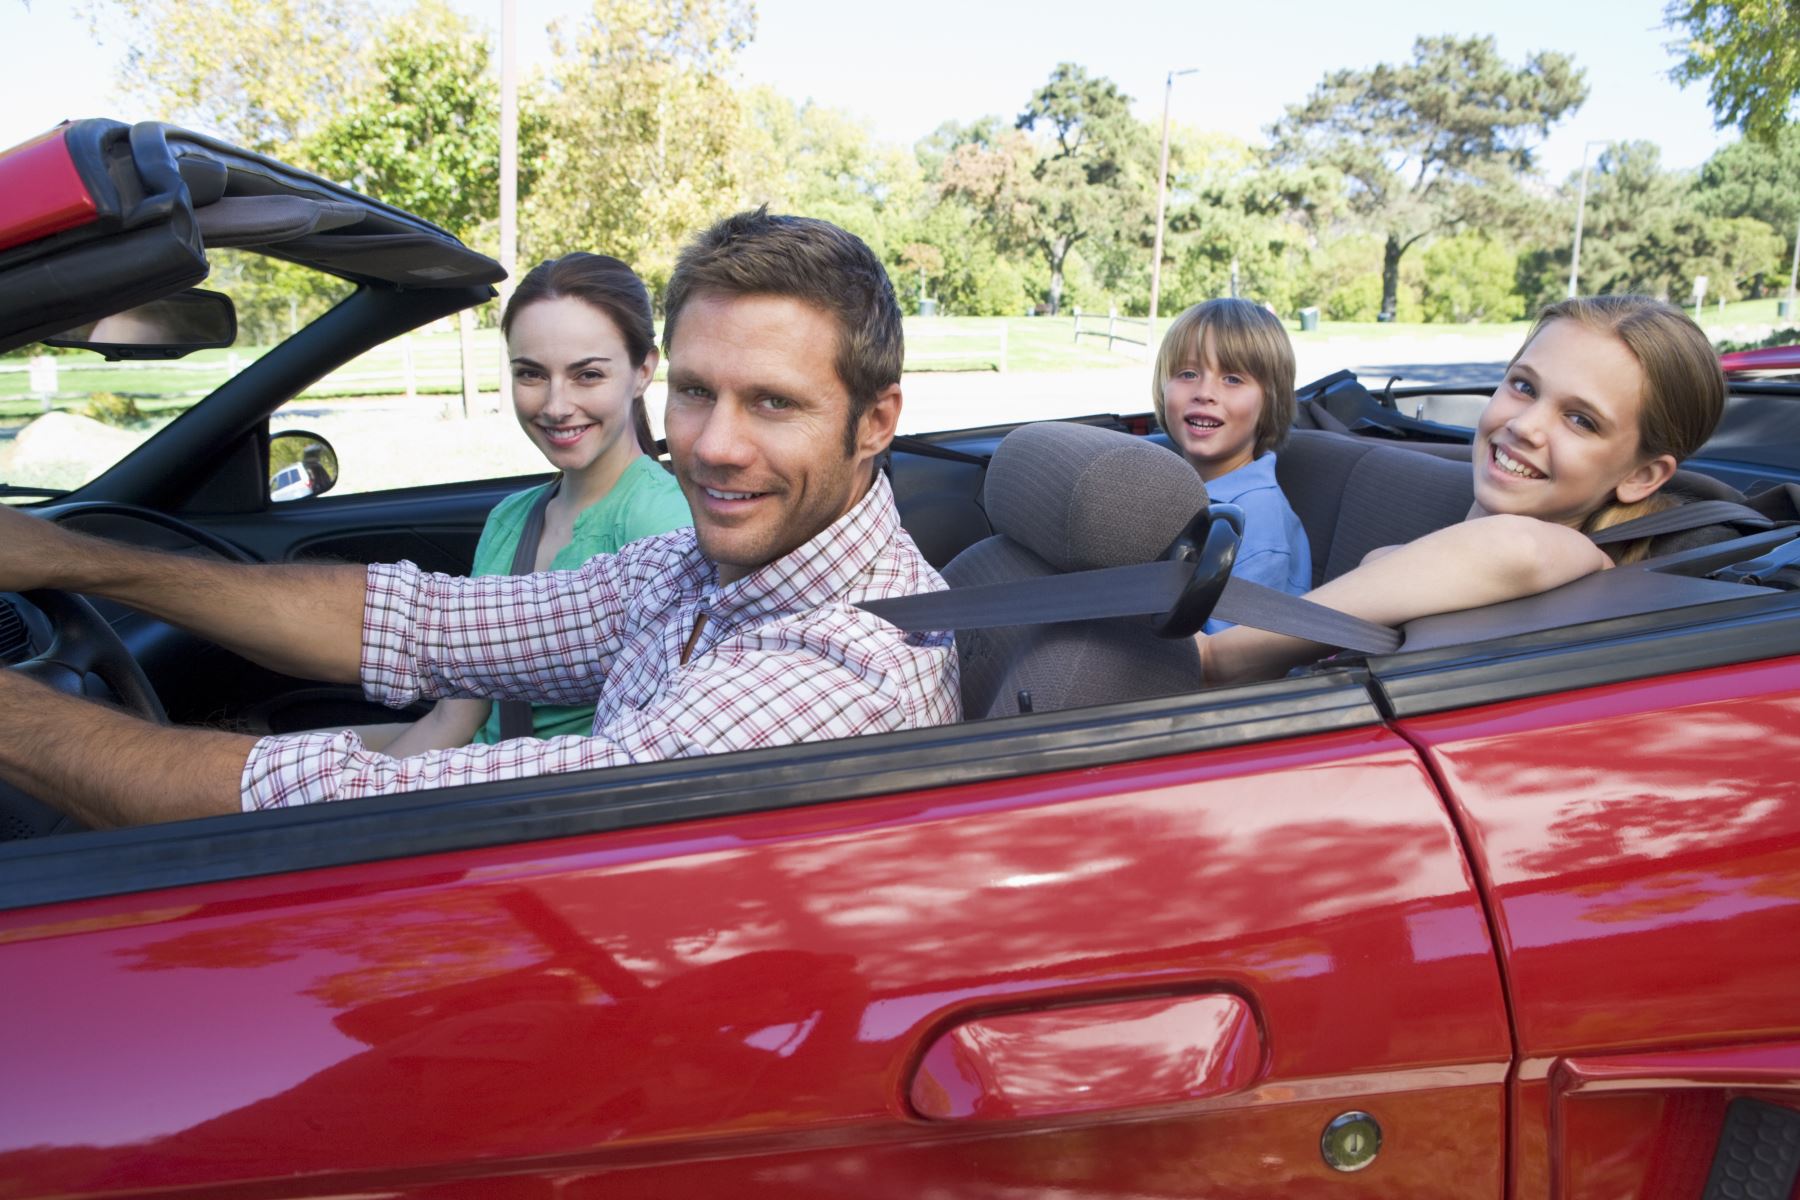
[508,297,655,480]
[1472,319,1676,526]
[1161,331,1264,481]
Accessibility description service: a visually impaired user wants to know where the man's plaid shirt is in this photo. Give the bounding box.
[241,475,960,809]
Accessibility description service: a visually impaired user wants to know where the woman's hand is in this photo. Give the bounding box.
[377,698,496,759]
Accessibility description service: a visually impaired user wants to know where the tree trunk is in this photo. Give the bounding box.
[1381,234,1403,320]
[1047,238,1070,316]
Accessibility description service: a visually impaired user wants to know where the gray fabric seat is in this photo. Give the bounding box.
[945,422,1207,719]
[1275,429,1474,585]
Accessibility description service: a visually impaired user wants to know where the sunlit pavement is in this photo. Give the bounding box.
[892,329,1524,434]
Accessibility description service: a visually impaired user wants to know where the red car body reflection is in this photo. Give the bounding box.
[5,653,1798,1197]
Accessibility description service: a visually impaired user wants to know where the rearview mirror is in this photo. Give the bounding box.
[42,289,236,361]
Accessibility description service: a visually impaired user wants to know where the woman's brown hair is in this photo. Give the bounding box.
[503,253,658,455]
[1508,296,1726,563]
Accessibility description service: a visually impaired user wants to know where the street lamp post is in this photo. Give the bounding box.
[1567,139,1610,299]
[1787,211,1800,315]
[1147,67,1198,337]
[497,0,518,408]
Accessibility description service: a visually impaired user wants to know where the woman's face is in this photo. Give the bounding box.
[508,296,655,479]
[1471,319,1676,526]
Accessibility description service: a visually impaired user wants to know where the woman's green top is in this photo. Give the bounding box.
[469,455,691,743]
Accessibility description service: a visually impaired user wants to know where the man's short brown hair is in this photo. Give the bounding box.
[663,209,903,453]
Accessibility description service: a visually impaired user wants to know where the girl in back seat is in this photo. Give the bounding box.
[1154,299,1312,632]
[1200,295,1727,685]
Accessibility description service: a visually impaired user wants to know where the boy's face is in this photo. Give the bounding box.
[1161,331,1264,482]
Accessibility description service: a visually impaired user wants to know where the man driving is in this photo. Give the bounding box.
[0,211,960,826]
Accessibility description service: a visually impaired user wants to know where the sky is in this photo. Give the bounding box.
[3,0,1735,185]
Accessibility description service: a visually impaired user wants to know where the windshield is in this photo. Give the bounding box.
[0,249,355,503]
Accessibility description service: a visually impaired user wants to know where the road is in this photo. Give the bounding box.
[894,330,1516,434]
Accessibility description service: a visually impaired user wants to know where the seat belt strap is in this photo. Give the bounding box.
[859,561,1401,654]
[497,477,559,742]
[1589,500,1773,545]
[1212,576,1401,653]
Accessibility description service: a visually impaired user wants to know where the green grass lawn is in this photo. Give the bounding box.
[1693,296,1798,330]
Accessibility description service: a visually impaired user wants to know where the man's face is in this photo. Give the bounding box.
[664,292,899,584]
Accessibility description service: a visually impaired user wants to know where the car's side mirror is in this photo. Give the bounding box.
[269,430,339,503]
[41,289,237,361]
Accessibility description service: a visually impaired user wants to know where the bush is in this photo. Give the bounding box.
[1715,326,1800,353]
[1419,234,1521,322]
[1323,275,1385,322]
[81,392,144,427]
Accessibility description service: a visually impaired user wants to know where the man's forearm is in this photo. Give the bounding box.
[5,511,365,682]
[0,671,252,827]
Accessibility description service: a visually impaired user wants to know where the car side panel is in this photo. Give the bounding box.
[1400,657,1800,1200]
[0,728,1508,1198]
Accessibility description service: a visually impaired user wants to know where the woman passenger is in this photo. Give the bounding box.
[375,253,691,756]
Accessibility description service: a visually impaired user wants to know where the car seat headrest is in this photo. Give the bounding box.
[984,422,1208,572]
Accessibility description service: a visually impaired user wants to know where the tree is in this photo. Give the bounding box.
[1272,35,1586,319]
[79,0,374,155]
[303,1,500,240]
[1159,131,1320,317]
[940,65,1152,314]
[734,88,923,263]
[521,0,754,295]
[1519,141,1787,306]
[1419,233,1520,323]
[1666,0,1800,144]
[1693,126,1800,273]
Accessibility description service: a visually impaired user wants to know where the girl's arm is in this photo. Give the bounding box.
[1200,514,1613,685]
[376,698,496,759]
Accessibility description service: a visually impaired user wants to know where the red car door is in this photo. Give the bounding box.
[1400,653,1800,1199]
[0,678,1509,1198]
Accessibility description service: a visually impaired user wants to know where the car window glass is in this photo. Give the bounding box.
[0,249,355,503]
[269,300,684,498]
[267,298,586,497]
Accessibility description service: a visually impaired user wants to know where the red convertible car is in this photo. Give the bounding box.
[1,121,1798,1199]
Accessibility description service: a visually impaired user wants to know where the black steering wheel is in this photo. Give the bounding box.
[1,504,256,839]
[14,589,169,724]
[1,589,171,841]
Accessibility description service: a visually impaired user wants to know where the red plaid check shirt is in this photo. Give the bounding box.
[241,475,960,809]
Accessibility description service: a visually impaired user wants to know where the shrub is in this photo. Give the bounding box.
[1420,234,1522,323]
[81,392,144,426]
[1714,326,1800,353]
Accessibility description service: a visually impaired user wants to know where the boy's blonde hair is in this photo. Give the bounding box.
[1152,299,1297,459]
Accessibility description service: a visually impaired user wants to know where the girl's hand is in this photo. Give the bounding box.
[377,698,495,759]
